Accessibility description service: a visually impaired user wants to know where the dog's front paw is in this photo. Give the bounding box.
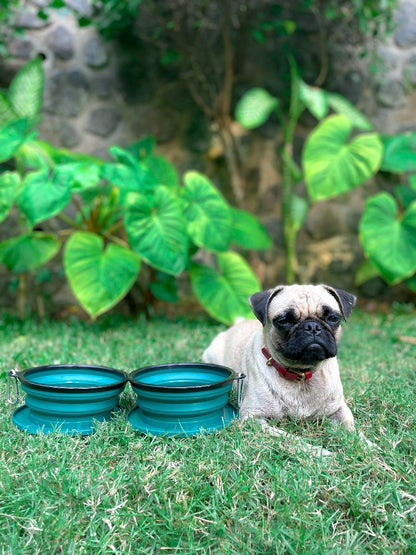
[261,422,333,459]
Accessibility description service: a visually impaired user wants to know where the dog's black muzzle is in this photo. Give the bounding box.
[280,318,338,364]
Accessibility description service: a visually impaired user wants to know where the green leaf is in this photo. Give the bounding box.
[0,92,17,126]
[394,184,416,210]
[355,259,381,286]
[230,208,272,250]
[69,163,101,192]
[298,79,328,119]
[281,150,303,183]
[0,171,19,223]
[124,187,189,275]
[303,115,383,202]
[0,232,60,272]
[290,194,309,234]
[102,162,152,194]
[409,174,416,190]
[142,155,179,189]
[380,133,416,173]
[8,57,44,122]
[190,252,261,325]
[405,273,416,293]
[108,146,175,191]
[149,272,178,303]
[64,231,140,318]
[14,140,51,169]
[33,140,103,165]
[235,88,279,129]
[327,93,373,131]
[182,171,231,252]
[359,193,416,284]
[16,166,72,226]
[0,118,30,162]
[109,145,142,169]
[126,136,155,159]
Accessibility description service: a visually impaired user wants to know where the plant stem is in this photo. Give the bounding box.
[17,273,27,320]
[217,0,246,207]
[281,57,304,284]
[101,231,130,249]
[57,213,81,229]
[35,282,46,319]
[71,196,90,230]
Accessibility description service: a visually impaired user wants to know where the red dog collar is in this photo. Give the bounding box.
[261,346,313,382]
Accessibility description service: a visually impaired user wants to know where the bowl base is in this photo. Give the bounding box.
[127,402,238,436]
[11,404,117,435]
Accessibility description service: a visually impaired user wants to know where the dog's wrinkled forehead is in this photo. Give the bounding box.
[249,284,356,325]
[268,285,339,318]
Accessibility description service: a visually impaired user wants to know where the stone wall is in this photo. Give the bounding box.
[1,0,416,314]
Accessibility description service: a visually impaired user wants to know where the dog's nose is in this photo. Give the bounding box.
[304,320,321,335]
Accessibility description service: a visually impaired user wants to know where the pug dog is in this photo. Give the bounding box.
[202,284,356,448]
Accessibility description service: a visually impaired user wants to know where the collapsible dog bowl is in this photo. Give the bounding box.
[127,363,244,436]
[8,365,128,435]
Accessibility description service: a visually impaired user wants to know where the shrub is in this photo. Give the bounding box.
[235,59,416,295]
[0,58,271,322]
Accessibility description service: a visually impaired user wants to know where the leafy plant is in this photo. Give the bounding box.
[0,58,271,323]
[358,133,416,293]
[236,65,416,295]
[235,58,383,283]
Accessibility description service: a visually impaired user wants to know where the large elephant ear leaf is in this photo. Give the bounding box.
[16,165,72,226]
[142,155,179,190]
[64,231,140,319]
[182,171,231,252]
[303,114,383,202]
[359,192,416,284]
[380,132,416,173]
[0,232,60,272]
[230,207,272,250]
[124,187,189,275]
[190,252,261,325]
[8,56,44,123]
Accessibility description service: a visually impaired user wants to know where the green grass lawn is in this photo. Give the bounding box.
[1,308,415,554]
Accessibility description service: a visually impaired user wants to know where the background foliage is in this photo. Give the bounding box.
[0,57,271,322]
[235,64,416,294]
[1,0,413,320]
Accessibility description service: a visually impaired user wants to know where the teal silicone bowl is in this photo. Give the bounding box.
[128,362,242,436]
[11,364,128,435]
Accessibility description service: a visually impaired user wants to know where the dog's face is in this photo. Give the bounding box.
[250,284,356,367]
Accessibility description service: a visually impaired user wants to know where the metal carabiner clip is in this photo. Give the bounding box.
[234,372,245,409]
[7,368,20,405]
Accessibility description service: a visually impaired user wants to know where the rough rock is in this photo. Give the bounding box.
[43,70,90,117]
[46,25,74,61]
[404,55,416,86]
[375,79,407,108]
[83,36,109,68]
[394,0,416,47]
[85,106,120,136]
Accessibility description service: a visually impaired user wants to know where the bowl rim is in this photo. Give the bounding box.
[17,364,128,392]
[129,362,236,392]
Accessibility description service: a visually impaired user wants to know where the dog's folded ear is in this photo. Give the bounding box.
[249,287,284,325]
[249,290,272,324]
[324,286,356,321]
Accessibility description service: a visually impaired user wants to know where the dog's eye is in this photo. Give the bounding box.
[273,311,298,329]
[325,313,341,326]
